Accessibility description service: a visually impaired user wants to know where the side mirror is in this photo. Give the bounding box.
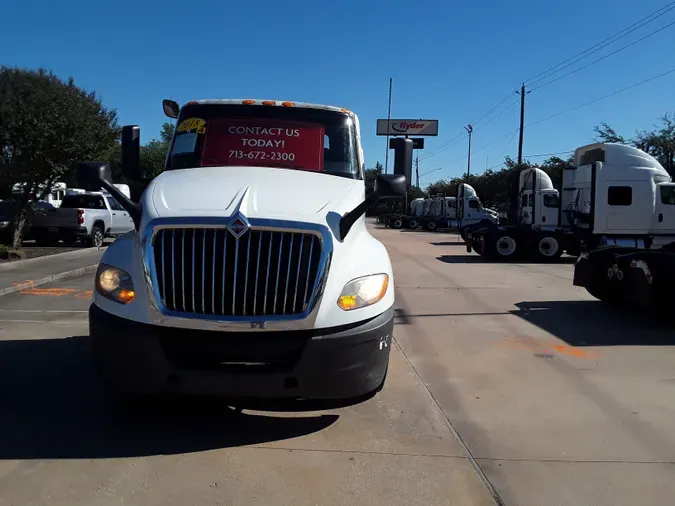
[121,125,141,182]
[75,161,142,229]
[163,99,180,119]
[375,174,407,198]
[390,137,413,189]
[76,162,112,190]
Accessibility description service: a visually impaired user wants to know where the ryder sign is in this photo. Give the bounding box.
[376,119,439,137]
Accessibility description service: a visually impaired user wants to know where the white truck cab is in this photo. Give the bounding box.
[77,98,412,403]
[563,142,675,248]
[518,168,560,227]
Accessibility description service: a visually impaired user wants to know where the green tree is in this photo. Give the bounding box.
[0,67,119,247]
[593,113,675,175]
[593,122,626,144]
[140,122,175,178]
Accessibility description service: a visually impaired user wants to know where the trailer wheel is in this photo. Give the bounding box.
[585,256,622,304]
[391,218,404,229]
[425,221,438,232]
[536,234,562,261]
[407,219,418,229]
[493,233,518,259]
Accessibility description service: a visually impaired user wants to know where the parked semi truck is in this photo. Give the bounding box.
[76,98,412,405]
[423,184,498,235]
[466,142,675,264]
[570,144,675,313]
[381,197,428,229]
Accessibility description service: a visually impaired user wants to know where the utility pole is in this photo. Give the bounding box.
[516,83,530,165]
[464,124,473,179]
[415,155,420,188]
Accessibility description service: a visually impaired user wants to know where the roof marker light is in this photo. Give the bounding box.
[262,100,276,106]
[242,99,256,105]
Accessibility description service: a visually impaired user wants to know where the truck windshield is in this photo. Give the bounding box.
[166,104,360,179]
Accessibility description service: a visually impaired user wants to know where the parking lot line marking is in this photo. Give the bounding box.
[0,310,88,313]
[0,319,86,324]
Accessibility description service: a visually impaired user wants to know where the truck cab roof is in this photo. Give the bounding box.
[184,99,353,116]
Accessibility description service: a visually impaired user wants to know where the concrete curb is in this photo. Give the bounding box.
[0,264,100,297]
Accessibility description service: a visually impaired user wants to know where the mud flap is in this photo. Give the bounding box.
[573,253,591,288]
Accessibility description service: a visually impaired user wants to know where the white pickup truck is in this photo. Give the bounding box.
[31,191,135,247]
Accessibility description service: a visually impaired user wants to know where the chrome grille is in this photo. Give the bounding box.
[152,227,323,317]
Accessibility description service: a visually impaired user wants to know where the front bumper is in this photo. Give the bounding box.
[89,304,394,400]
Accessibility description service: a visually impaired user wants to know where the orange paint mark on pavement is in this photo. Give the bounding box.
[20,287,79,296]
[13,279,79,296]
[553,345,601,359]
[75,290,93,298]
[496,337,602,360]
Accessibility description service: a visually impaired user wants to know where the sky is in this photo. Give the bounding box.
[3,0,675,187]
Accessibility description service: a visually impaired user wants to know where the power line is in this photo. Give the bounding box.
[422,2,674,166]
[474,97,521,132]
[523,150,575,158]
[471,88,520,128]
[530,18,675,91]
[428,65,675,177]
[420,95,520,161]
[523,0,675,85]
[527,65,675,128]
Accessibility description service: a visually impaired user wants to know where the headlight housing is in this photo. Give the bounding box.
[337,273,389,311]
[95,264,135,304]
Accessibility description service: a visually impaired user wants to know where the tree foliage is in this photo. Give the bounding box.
[594,112,675,175]
[0,66,119,246]
[140,122,174,178]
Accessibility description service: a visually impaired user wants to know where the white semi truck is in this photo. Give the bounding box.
[466,143,675,264]
[77,98,412,404]
[12,181,67,208]
[383,184,498,234]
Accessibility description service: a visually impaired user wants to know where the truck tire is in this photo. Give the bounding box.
[407,218,418,229]
[425,221,438,232]
[535,234,563,261]
[491,232,519,260]
[391,217,404,229]
[86,224,104,248]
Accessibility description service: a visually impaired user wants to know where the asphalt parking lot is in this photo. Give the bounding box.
[1,223,674,505]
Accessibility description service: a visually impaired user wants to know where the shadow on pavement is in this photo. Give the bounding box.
[437,255,490,264]
[430,241,465,246]
[437,255,578,265]
[0,336,339,460]
[511,300,674,346]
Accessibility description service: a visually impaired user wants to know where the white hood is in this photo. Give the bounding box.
[145,166,361,223]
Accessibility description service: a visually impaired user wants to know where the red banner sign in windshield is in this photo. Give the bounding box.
[201,119,325,171]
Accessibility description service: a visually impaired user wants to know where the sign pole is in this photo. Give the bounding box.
[384,78,393,174]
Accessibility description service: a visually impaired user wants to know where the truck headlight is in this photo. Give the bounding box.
[96,264,136,304]
[337,273,389,311]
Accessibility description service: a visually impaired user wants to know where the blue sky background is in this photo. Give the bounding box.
[4,0,675,186]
